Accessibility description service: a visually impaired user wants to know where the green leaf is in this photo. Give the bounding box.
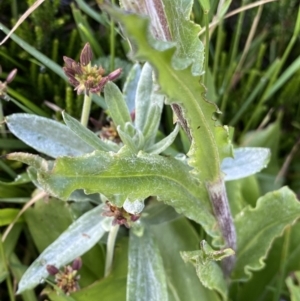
[221,147,270,181]
[6,114,94,158]
[104,82,132,130]
[17,204,108,294]
[152,218,221,301]
[127,227,168,301]
[232,186,300,281]
[123,63,141,113]
[25,198,104,287]
[7,148,220,241]
[102,5,232,182]
[0,208,23,226]
[286,271,300,301]
[181,241,234,300]
[62,112,118,152]
[146,123,179,154]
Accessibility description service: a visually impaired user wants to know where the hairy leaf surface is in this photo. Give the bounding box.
[7,148,220,240]
[17,205,108,293]
[127,227,168,301]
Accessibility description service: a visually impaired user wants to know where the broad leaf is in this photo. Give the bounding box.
[221,147,270,181]
[127,227,168,301]
[152,218,221,301]
[17,204,108,294]
[232,186,300,280]
[6,114,93,158]
[7,148,220,241]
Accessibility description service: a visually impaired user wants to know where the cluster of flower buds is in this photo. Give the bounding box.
[46,257,82,295]
[63,43,121,95]
[103,201,140,228]
[0,66,17,99]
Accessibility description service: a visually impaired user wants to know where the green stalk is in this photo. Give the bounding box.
[0,99,6,138]
[104,224,120,277]
[273,226,291,301]
[110,0,116,71]
[212,21,224,82]
[203,10,210,87]
[80,93,92,127]
[0,238,15,301]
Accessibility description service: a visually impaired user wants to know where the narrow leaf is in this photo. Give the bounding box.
[232,186,300,280]
[0,23,65,79]
[134,62,153,131]
[6,114,93,158]
[146,123,180,154]
[123,63,142,113]
[221,147,270,181]
[104,82,132,130]
[127,227,168,301]
[62,112,118,152]
[17,204,108,294]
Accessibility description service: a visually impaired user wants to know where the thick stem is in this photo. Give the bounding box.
[80,93,92,127]
[207,178,236,275]
[104,224,120,277]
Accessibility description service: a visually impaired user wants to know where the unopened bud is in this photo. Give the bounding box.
[6,68,17,84]
[80,43,93,66]
[107,68,122,81]
[46,264,59,275]
[72,257,82,271]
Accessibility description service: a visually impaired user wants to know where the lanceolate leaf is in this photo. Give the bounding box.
[127,227,168,301]
[7,148,220,240]
[103,5,232,182]
[6,114,93,158]
[62,112,118,152]
[232,186,300,281]
[17,204,108,294]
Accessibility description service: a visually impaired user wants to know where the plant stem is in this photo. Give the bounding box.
[0,238,15,301]
[104,224,120,277]
[110,0,115,71]
[207,178,236,275]
[273,226,291,301]
[80,93,92,127]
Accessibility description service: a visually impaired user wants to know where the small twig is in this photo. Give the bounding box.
[2,190,47,242]
[199,0,278,36]
[0,0,46,45]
